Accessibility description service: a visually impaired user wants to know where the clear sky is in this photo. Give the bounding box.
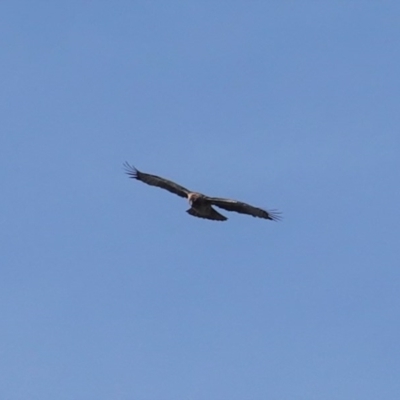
[1,2,399,399]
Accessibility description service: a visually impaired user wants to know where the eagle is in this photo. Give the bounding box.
[124,162,281,222]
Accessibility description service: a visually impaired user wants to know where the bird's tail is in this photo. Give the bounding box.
[186,206,227,221]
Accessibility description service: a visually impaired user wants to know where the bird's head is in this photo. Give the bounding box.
[188,192,200,205]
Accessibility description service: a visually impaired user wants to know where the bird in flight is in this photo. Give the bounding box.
[124,162,281,222]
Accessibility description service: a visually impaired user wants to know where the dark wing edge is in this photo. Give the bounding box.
[123,162,191,198]
[207,197,282,221]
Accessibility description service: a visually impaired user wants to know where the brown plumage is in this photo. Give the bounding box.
[124,162,281,222]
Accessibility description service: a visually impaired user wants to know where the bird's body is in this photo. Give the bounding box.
[124,162,281,222]
[187,192,227,221]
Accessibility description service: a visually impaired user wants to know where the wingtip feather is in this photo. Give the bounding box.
[123,161,139,179]
[268,209,282,221]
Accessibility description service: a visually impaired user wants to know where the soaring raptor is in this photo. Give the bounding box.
[124,163,281,222]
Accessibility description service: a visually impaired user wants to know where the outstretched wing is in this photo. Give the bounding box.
[207,197,281,221]
[123,162,191,198]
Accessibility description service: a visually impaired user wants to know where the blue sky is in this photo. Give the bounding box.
[1,2,400,399]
